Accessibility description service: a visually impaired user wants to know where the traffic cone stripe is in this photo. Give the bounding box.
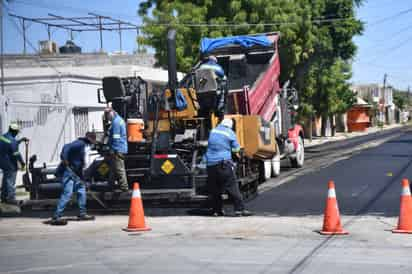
[402,186,411,196]
[328,188,336,198]
[132,189,141,198]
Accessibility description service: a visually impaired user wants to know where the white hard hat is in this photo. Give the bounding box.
[9,123,20,131]
[220,118,233,129]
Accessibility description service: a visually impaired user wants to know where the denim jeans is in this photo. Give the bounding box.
[1,169,17,202]
[54,171,87,218]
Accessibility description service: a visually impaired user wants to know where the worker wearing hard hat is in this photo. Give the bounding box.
[0,123,29,205]
[199,55,225,79]
[104,108,129,192]
[198,55,227,119]
[205,118,252,217]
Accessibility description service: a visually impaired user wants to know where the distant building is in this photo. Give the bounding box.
[352,84,395,125]
[1,53,174,163]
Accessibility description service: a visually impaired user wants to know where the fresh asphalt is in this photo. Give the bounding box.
[2,126,412,274]
[248,126,410,217]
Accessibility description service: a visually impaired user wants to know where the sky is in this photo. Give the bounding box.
[3,0,412,91]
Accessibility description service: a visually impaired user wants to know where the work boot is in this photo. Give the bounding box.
[50,217,68,226]
[77,214,95,221]
[234,210,253,217]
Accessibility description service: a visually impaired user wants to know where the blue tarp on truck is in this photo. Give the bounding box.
[200,35,272,54]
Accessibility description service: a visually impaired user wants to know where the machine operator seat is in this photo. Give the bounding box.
[195,69,219,94]
[194,69,224,117]
[102,76,127,102]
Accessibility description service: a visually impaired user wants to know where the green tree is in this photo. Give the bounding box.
[393,91,408,110]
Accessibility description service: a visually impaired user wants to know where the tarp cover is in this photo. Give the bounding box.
[200,35,272,54]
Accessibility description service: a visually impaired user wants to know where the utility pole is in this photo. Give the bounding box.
[382,73,387,95]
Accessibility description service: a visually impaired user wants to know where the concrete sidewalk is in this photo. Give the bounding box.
[303,123,404,148]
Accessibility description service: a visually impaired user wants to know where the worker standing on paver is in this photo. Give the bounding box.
[51,132,97,225]
[0,123,28,205]
[198,55,226,119]
[199,55,225,79]
[104,108,129,192]
[205,118,252,217]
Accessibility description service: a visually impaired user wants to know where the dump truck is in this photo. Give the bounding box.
[25,30,304,204]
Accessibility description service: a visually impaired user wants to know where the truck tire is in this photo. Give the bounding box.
[271,144,281,177]
[290,136,304,168]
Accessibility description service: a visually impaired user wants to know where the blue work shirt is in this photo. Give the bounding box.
[108,113,128,154]
[59,138,89,176]
[205,125,240,166]
[199,60,225,78]
[0,132,23,171]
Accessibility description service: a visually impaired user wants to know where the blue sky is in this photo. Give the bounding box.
[3,0,412,91]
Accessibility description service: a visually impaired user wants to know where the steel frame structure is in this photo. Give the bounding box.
[9,12,140,54]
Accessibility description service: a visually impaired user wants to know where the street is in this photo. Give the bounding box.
[1,127,412,274]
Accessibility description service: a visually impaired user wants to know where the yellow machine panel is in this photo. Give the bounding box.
[224,114,245,148]
[242,115,277,159]
[159,88,199,119]
[217,114,277,159]
[145,119,171,135]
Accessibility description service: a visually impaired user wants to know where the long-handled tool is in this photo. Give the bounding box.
[22,140,31,191]
[65,166,108,210]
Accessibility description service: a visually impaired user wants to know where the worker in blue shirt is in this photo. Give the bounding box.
[199,55,225,79]
[51,132,97,225]
[104,108,129,192]
[205,118,252,217]
[0,123,28,205]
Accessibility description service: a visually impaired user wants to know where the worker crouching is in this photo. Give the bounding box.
[205,118,253,217]
[51,132,97,226]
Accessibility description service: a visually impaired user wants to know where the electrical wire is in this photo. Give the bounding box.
[367,6,412,27]
[11,0,360,28]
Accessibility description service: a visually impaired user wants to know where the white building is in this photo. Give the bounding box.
[1,53,172,164]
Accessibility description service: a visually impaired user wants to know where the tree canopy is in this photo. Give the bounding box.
[137,0,364,128]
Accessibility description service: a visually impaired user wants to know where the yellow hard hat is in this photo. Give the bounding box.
[9,123,20,131]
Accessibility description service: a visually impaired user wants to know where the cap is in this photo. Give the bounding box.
[9,123,20,131]
[220,118,233,129]
[208,55,218,63]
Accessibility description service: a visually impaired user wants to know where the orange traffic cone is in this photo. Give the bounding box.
[123,182,151,232]
[319,181,348,235]
[392,179,412,234]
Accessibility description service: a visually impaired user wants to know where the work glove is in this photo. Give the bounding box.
[20,163,26,171]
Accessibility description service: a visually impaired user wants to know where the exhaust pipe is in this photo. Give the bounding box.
[167,29,177,92]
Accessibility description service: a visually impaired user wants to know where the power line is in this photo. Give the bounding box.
[364,33,412,64]
[368,6,412,27]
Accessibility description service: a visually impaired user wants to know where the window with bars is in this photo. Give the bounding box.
[73,108,89,138]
